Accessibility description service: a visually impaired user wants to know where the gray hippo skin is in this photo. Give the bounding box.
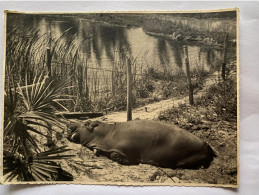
[67,120,215,169]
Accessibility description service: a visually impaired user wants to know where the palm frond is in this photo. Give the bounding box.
[30,75,69,112]
[4,76,19,117]
[19,111,65,129]
[4,146,74,182]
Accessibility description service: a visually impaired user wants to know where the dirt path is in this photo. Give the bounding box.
[96,97,187,123]
[95,71,220,123]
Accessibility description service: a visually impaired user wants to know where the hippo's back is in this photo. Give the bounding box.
[107,120,212,168]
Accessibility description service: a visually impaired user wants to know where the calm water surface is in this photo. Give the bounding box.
[35,17,223,75]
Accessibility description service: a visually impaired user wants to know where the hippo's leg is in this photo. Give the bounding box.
[93,148,101,157]
[110,152,131,165]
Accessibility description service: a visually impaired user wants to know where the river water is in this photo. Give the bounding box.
[33,16,224,76]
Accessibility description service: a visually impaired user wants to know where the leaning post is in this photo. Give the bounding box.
[127,58,132,121]
[46,47,51,77]
[46,47,53,147]
[222,33,228,80]
[183,45,194,105]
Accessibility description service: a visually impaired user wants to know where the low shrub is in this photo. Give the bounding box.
[158,62,237,125]
[200,75,237,121]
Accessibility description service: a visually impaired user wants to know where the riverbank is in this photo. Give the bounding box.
[78,13,236,48]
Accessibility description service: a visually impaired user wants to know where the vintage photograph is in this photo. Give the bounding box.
[2,9,238,187]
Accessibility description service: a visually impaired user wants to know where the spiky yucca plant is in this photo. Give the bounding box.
[3,74,74,182]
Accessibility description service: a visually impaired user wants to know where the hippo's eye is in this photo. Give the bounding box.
[69,126,78,132]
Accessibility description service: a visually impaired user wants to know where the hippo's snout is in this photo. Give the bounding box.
[70,131,80,143]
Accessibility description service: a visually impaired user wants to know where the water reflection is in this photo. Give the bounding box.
[34,16,223,77]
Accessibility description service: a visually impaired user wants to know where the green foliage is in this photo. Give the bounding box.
[159,103,202,129]
[82,12,236,42]
[5,20,88,112]
[146,67,175,81]
[3,74,74,182]
[158,67,237,126]
[96,87,129,112]
[134,75,155,98]
[199,74,237,121]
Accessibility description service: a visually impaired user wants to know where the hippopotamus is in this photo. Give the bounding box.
[67,120,215,169]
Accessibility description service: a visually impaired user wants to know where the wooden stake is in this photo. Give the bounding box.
[184,46,194,105]
[46,47,51,77]
[127,58,132,121]
[222,33,228,80]
[46,123,54,147]
[46,46,53,146]
[85,61,89,104]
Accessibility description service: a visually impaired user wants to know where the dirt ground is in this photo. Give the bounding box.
[57,66,237,186]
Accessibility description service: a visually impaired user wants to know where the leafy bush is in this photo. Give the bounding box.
[202,75,237,121]
[3,74,74,182]
[158,63,237,125]
[134,76,155,98]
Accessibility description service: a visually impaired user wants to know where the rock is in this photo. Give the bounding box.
[158,114,168,121]
[191,125,201,130]
[172,32,177,39]
[185,35,197,41]
[201,120,211,125]
[164,178,173,183]
[185,35,192,40]
[176,34,183,41]
[172,176,180,183]
[149,171,160,181]
[155,175,160,180]
[196,35,202,41]
[218,130,228,138]
[200,125,210,130]
[185,123,193,129]
[164,177,180,183]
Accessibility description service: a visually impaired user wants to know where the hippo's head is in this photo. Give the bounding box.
[66,120,101,144]
[66,122,81,143]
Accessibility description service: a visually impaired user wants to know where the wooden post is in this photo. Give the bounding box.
[222,33,228,80]
[46,123,54,147]
[127,58,132,121]
[111,62,115,97]
[46,47,51,77]
[85,59,89,105]
[183,46,194,105]
[46,47,53,147]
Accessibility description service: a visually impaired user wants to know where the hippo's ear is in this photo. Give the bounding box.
[90,121,101,129]
[84,120,101,132]
[84,120,92,127]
